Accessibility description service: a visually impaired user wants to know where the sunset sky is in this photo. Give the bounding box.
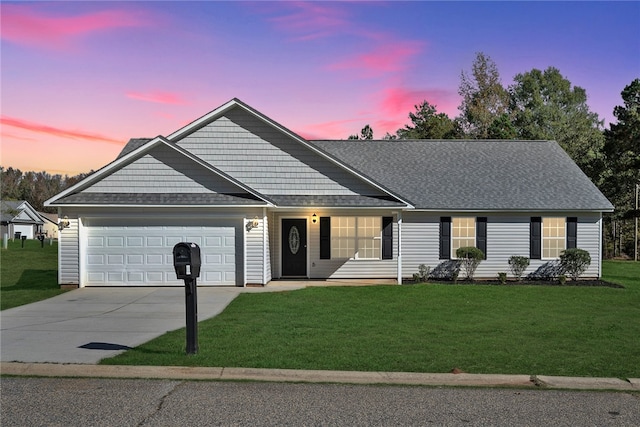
[1,1,639,176]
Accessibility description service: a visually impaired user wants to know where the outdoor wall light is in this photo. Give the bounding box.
[58,216,70,230]
[312,213,317,224]
[246,216,260,231]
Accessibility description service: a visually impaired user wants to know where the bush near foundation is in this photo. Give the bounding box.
[560,248,591,281]
[455,246,484,281]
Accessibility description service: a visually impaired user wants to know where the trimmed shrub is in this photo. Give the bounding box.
[412,264,431,283]
[508,256,530,281]
[498,272,507,285]
[559,248,591,281]
[455,246,484,281]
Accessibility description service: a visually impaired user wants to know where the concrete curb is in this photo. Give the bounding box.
[2,363,638,390]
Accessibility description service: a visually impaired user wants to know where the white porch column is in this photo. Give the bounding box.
[397,212,402,285]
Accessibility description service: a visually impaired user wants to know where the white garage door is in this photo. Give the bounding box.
[85,225,236,286]
[13,224,34,239]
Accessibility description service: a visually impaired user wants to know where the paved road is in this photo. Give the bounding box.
[2,377,639,426]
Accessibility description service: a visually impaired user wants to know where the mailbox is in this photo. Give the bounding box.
[173,242,201,280]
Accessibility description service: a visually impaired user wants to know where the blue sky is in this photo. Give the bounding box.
[2,1,639,175]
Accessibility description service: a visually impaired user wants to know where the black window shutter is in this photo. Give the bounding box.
[439,217,451,260]
[530,217,542,259]
[382,217,393,260]
[476,217,487,259]
[319,217,330,259]
[567,217,577,249]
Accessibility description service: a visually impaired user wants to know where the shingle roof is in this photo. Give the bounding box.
[117,138,152,158]
[52,193,267,205]
[1,201,22,222]
[266,195,406,208]
[310,140,613,211]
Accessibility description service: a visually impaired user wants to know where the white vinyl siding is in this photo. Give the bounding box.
[402,212,603,280]
[246,214,271,285]
[59,217,79,285]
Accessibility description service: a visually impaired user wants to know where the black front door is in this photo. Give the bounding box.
[282,219,307,277]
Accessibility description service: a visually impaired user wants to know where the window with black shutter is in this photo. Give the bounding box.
[439,217,451,260]
[567,217,577,249]
[319,217,330,259]
[476,217,487,259]
[382,216,393,260]
[530,217,542,259]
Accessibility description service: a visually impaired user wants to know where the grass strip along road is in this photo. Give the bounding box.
[102,261,640,379]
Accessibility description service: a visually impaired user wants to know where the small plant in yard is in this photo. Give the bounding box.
[508,256,530,281]
[455,246,484,281]
[412,264,431,283]
[497,272,507,285]
[558,274,567,285]
[559,248,591,280]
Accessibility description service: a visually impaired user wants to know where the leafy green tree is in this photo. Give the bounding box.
[602,78,640,256]
[458,52,510,139]
[508,67,605,180]
[396,100,461,139]
[348,124,373,140]
[487,113,517,139]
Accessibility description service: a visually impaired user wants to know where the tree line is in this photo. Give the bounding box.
[1,168,93,213]
[347,53,639,258]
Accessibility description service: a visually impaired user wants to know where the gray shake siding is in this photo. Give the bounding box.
[83,144,242,194]
[176,109,388,197]
[401,212,603,280]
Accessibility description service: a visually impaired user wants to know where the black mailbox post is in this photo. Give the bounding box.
[173,242,201,355]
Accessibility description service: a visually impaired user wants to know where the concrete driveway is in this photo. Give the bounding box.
[1,286,300,364]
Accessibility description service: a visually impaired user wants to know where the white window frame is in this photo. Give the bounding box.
[451,217,476,258]
[330,216,382,260]
[542,217,566,259]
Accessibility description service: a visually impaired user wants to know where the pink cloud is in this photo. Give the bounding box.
[1,116,123,145]
[329,41,425,77]
[1,4,149,50]
[265,1,349,40]
[126,91,186,105]
[302,117,372,140]
[379,87,455,117]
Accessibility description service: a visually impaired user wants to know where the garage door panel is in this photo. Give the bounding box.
[85,224,236,286]
[127,236,144,247]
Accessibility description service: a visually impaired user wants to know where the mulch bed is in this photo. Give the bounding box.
[403,279,624,288]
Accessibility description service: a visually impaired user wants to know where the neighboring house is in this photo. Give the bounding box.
[1,200,45,239]
[45,99,614,287]
[39,212,59,239]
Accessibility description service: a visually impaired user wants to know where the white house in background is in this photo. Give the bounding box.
[45,99,614,288]
[39,212,59,239]
[1,200,45,239]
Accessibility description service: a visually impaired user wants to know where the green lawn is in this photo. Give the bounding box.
[0,239,67,310]
[101,260,640,378]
